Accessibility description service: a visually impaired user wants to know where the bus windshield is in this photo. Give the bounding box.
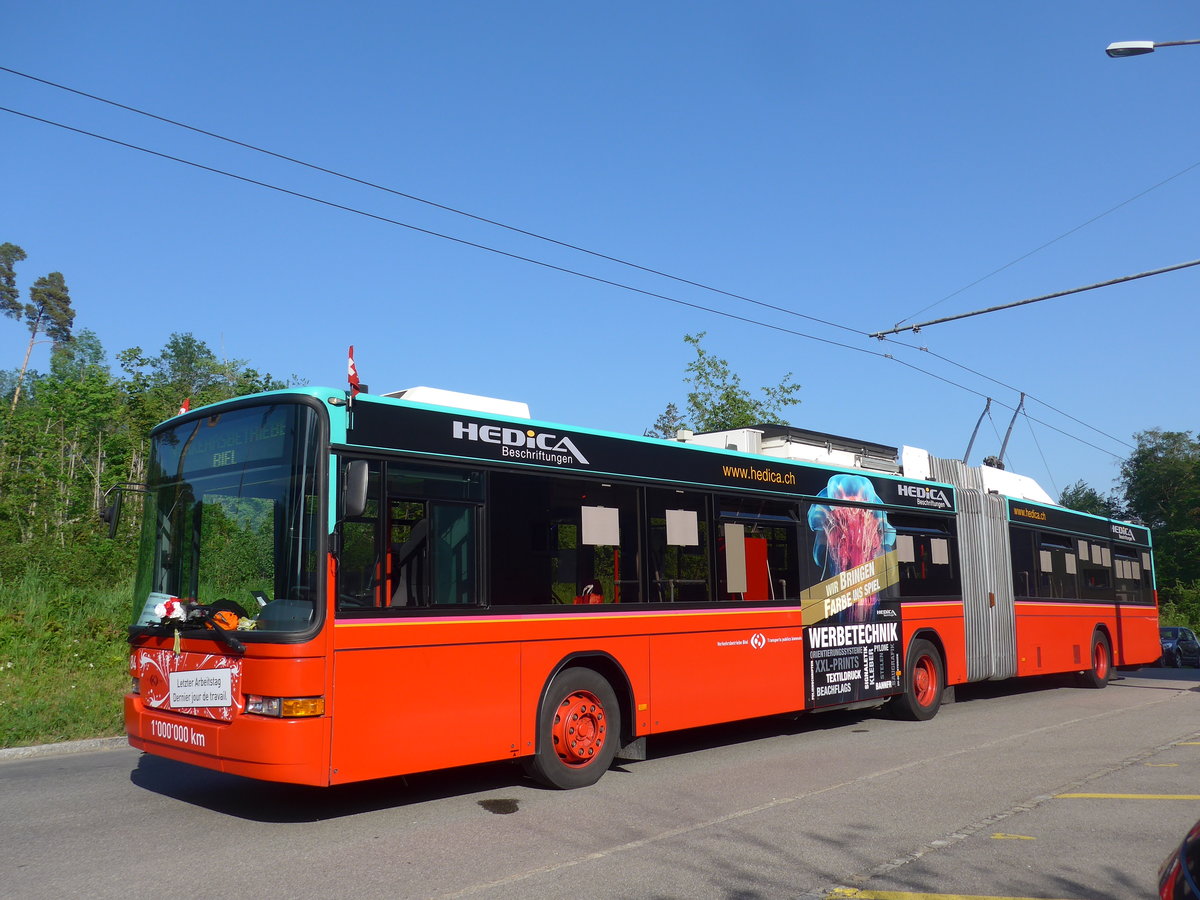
[131,401,324,636]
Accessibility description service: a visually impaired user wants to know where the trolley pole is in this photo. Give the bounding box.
[997,393,1025,468]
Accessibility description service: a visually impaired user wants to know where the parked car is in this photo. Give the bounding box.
[1160,627,1200,668]
[1159,818,1200,898]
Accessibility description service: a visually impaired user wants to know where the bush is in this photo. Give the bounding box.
[1158,580,1200,631]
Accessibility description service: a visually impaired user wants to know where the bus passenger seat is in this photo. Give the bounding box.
[574,582,605,604]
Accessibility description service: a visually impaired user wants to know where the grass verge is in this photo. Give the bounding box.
[0,574,130,748]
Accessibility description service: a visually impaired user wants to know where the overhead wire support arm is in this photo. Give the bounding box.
[998,393,1026,469]
[963,398,992,464]
[870,258,1200,338]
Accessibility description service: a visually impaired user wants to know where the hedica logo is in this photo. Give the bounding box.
[896,483,951,509]
[452,420,590,466]
[1111,523,1136,543]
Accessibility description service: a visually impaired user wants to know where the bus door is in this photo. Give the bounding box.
[332,459,517,783]
[645,492,807,732]
[1113,544,1156,664]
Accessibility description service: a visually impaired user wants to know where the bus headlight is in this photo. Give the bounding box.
[245,695,325,718]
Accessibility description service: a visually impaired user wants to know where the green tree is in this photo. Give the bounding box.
[1059,479,1121,518]
[0,324,288,585]
[1120,430,1200,533]
[118,332,287,442]
[42,332,127,535]
[644,402,687,439]
[8,271,75,411]
[647,332,801,436]
[1119,429,1200,600]
[0,242,26,314]
[0,329,131,580]
[1159,581,1200,630]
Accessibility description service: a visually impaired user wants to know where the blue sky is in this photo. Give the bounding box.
[4,2,1197,501]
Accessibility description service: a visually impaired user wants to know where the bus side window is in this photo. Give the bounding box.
[572,504,628,604]
[1009,527,1036,598]
[489,472,642,606]
[429,503,476,605]
[891,514,960,598]
[1078,541,1114,601]
[647,489,711,603]
[1036,533,1078,599]
[1113,549,1144,604]
[716,496,801,602]
[389,500,429,606]
[385,462,482,608]
[554,481,642,605]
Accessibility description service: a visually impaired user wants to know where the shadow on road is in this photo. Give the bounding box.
[128,667,1200,822]
[127,707,878,822]
[1111,665,1200,691]
[129,752,533,822]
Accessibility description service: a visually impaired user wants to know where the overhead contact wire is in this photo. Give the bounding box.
[891,160,1200,328]
[0,65,862,338]
[0,65,1138,458]
[0,103,1128,461]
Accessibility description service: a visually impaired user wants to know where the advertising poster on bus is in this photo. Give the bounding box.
[800,474,903,709]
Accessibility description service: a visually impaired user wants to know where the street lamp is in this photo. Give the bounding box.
[1106,38,1200,58]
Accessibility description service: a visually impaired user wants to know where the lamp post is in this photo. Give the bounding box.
[1106,39,1200,58]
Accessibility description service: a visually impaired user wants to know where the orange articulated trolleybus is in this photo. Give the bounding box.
[123,385,1160,789]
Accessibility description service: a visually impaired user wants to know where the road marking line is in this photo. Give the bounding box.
[443,696,1189,899]
[991,833,1035,840]
[827,890,1073,899]
[1056,792,1200,800]
[1145,763,1179,767]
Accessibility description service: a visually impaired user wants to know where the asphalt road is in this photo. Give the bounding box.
[3,667,1199,900]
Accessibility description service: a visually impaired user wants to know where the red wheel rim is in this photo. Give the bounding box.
[913,656,937,707]
[1093,640,1110,680]
[551,690,607,768]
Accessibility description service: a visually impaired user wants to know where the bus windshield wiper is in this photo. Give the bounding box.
[202,621,246,654]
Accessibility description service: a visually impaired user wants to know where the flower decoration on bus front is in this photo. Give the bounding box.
[154,596,187,622]
[808,474,896,623]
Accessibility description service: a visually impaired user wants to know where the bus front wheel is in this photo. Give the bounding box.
[523,668,620,789]
[889,638,944,721]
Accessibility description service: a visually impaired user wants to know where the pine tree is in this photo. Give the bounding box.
[9,270,76,411]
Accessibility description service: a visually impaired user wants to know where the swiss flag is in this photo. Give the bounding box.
[348,346,361,396]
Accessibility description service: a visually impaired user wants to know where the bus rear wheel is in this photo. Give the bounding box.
[523,668,620,789]
[1079,631,1111,689]
[889,638,943,721]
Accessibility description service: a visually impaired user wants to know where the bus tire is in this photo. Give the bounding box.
[1079,630,1112,689]
[523,667,620,789]
[889,638,943,721]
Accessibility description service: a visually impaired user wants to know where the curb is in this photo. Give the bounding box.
[0,736,128,762]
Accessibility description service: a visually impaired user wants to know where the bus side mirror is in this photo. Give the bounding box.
[344,460,369,519]
[99,502,119,539]
[99,482,144,539]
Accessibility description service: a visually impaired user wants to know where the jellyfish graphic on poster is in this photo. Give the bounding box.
[808,474,896,624]
[804,473,902,708]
